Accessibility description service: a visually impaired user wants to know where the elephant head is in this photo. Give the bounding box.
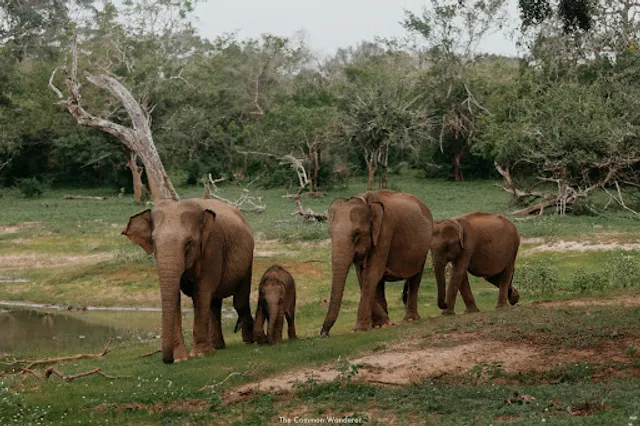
[431,219,465,310]
[122,200,216,364]
[320,194,384,336]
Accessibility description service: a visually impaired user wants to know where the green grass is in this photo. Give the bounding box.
[1,173,640,424]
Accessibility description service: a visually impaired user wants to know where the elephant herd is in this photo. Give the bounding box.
[123,190,520,364]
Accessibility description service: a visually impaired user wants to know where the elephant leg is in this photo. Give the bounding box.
[173,293,189,362]
[357,267,388,328]
[254,302,267,345]
[286,309,297,340]
[459,274,480,313]
[233,276,254,344]
[191,290,213,357]
[354,266,384,331]
[373,279,390,328]
[488,265,515,308]
[443,258,472,315]
[210,298,226,349]
[403,272,422,322]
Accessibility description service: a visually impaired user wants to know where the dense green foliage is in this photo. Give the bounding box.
[0,0,639,214]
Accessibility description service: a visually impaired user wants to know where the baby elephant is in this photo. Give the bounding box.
[431,212,520,315]
[254,265,297,344]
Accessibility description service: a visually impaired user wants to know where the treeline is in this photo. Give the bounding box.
[0,0,639,212]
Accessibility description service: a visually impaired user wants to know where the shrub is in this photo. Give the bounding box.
[570,270,608,294]
[514,259,559,296]
[16,177,44,198]
[605,253,640,289]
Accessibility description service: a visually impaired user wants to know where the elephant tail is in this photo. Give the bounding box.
[402,281,409,306]
[234,317,243,333]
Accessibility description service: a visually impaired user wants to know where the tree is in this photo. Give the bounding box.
[50,31,179,200]
[403,0,507,180]
[340,54,431,190]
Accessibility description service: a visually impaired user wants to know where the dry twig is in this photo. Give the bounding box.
[137,349,161,359]
[44,367,130,382]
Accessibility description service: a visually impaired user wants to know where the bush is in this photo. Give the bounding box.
[514,259,559,296]
[570,270,608,294]
[605,253,640,289]
[16,177,44,198]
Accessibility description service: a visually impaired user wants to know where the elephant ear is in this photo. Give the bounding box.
[370,201,384,247]
[451,219,464,249]
[200,209,217,250]
[122,210,153,254]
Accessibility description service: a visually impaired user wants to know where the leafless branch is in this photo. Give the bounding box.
[44,367,130,382]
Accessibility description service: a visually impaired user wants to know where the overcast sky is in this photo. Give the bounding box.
[193,1,521,58]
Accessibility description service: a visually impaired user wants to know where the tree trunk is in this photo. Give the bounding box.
[126,151,145,202]
[453,151,464,182]
[379,165,388,189]
[367,161,375,190]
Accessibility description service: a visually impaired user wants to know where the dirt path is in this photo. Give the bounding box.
[225,294,640,400]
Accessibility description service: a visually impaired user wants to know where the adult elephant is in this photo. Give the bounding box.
[431,212,520,315]
[320,190,433,337]
[123,199,254,364]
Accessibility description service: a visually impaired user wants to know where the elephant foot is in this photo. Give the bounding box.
[212,340,226,350]
[440,309,456,316]
[464,306,480,314]
[189,343,212,358]
[372,316,390,329]
[495,302,509,309]
[173,345,189,363]
[255,332,267,345]
[403,313,421,323]
[508,288,520,306]
[351,322,372,332]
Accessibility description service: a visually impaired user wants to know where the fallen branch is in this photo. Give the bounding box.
[137,349,161,359]
[291,195,328,222]
[200,371,247,391]
[63,195,108,200]
[3,339,112,370]
[44,367,130,382]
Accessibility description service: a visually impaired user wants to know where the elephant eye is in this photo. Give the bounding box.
[185,239,194,248]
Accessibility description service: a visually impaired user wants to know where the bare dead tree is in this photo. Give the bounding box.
[495,152,640,216]
[202,174,265,213]
[49,32,178,202]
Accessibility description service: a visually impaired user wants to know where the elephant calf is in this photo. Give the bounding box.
[254,265,297,344]
[431,212,520,315]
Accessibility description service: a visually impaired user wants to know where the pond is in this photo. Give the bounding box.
[0,303,238,356]
[0,307,168,355]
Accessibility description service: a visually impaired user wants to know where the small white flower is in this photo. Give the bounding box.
[631,417,638,421]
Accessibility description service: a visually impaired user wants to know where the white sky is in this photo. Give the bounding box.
[193,0,521,58]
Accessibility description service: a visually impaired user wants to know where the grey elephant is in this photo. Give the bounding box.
[123,199,254,364]
[320,190,433,336]
[430,212,520,315]
[254,265,297,345]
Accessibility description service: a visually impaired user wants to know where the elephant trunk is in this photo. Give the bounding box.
[434,259,448,310]
[320,248,352,337]
[157,253,184,364]
[266,299,279,344]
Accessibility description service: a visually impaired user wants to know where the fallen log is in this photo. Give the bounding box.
[63,195,108,200]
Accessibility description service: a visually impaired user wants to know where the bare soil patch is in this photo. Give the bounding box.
[525,240,640,254]
[0,253,115,269]
[0,222,38,236]
[532,294,640,308]
[227,341,540,396]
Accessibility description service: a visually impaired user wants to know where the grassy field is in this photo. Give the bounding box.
[1,173,640,425]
